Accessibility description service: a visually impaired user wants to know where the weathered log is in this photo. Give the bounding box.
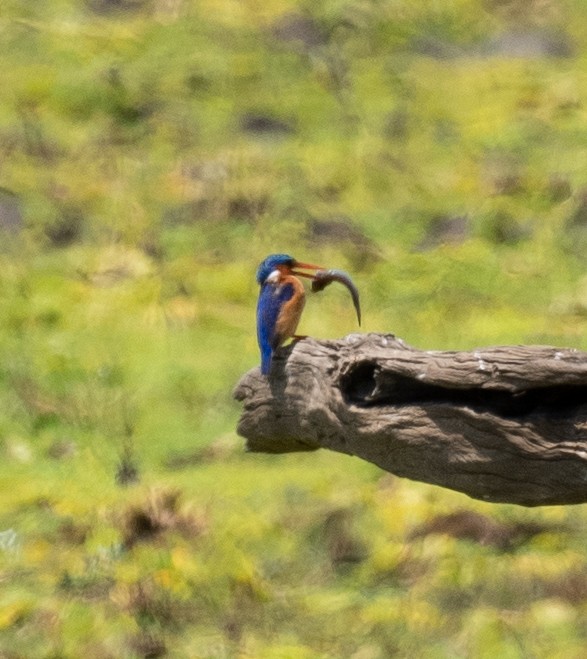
[233,333,587,506]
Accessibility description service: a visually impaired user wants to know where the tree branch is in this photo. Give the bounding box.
[233,334,587,506]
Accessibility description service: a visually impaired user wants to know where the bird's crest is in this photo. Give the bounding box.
[256,253,295,285]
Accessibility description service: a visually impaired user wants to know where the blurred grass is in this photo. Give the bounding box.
[2,0,587,656]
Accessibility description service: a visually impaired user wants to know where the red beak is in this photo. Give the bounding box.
[291,261,324,279]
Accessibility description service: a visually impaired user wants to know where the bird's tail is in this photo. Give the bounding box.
[260,345,272,375]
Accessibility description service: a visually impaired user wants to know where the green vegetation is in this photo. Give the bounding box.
[1,0,587,656]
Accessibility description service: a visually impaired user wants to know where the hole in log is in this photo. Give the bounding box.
[341,361,379,401]
[340,362,587,418]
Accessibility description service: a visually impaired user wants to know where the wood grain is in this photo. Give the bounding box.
[234,334,587,506]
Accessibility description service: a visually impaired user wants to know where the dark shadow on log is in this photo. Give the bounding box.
[341,362,587,418]
[233,334,587,507]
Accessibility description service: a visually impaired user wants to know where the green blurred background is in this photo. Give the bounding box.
[1,0,587,656]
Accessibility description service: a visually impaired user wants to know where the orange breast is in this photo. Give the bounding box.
[274,275,305,345]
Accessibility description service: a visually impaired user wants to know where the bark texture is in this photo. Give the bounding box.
[233,333,587,506]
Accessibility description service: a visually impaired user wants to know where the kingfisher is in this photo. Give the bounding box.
[256,253,361,375]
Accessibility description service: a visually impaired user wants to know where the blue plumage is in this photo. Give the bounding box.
[257,281,295,374]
